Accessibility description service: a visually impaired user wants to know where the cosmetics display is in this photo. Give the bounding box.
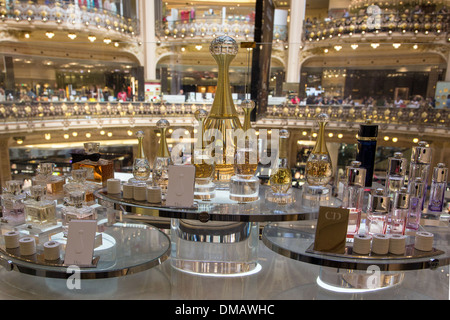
[129,130,151,185]
[1,180,26,226]
[24,185,57,229]
[61,191,96,236]
[385,152,407,197]
[203,35,242,186]
[152,119,172,197]
[365,188,390,235]
[72,142,114,187]
[341,161,366,237]
[428,163,448,214]
[229,100,260,202]
[31,163,65,200]
[193,109,216,200]
[355,119,378,187]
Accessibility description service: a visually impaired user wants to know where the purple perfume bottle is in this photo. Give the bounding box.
[406,177,425,230]
[428,163,448,213]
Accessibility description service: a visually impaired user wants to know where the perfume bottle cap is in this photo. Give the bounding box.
[316,113,329,124]
[357,120,378,138]
[411,141,432,164]
[194,109,208,121]
[346,161,366,186]
[38,163,54,176]
[135,130,145,139]
[393,187,410,209]
[432,163,448,183]
[69,191,85,207]
[156,119,170,129]
[71,169,87,182]
[209,35,238,56]
[240,100,255,112]
[368,188,390,214]
[409,177,425,198]
[5,180,22,195]
[387,152,407,176]
[279,129,290,139]
[84,142,100,154]
[30,185,46,201]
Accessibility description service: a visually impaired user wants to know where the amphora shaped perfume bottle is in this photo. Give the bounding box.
[130,130,151,184]
[152,119,172,196]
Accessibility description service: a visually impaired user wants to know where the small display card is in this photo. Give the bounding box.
[166,165,196,208]
[313,206,350,254]
[64,220,97,266]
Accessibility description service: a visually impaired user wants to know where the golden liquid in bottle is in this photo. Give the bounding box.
[305,157,333,185]
[270,168,292,193]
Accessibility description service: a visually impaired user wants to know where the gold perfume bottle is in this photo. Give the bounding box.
[269,129,292,194]
[152,119,172,195]
[32,163,65,200]
[204,36,242,186]
[305,113,333,186]
[130,130,151,184]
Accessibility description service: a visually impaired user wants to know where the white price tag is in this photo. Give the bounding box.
[64,220,97,266]
[166,165,195,208]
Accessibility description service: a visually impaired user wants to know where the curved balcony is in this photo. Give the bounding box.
[0,1,139,35]
[0,102,448,139]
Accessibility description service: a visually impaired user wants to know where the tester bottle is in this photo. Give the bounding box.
[385,152,407,197]
[24,185,57,228]
[365,188,390,235]
[409,141,432,206]
[1,180,26,226]
[341,161,366,237]
[406,177,425,230]
[389,187,410,235]
[428,163,448,213]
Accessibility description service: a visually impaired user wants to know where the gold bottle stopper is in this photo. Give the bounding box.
[156,119,170,158]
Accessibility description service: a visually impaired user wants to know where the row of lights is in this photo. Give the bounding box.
[324,42,418,53]
[25,31,120,46]
[42,130,121,142]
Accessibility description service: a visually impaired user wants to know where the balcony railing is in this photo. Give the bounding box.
[0,102,448,133]
[303,12,449,42]
[0,1,139,35]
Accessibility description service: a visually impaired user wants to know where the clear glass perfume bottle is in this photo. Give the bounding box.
[406,177,425,230]
[72,142,114,187]
[193,109,216,200]
[388,187,410,235]
[409,141,432,206]
[64,168,96,205]
[24,185,57,228]
[365,188,391,235]
[268,129,292,199]
[152,119,172,196]
[385,152,407,197]
[130,130,151,184]
[203,36,242,186]
[1,180,26,226]
[61,191,96,237]
[32,162,65,200]
[428,163,448,213]
[305,113,333,186]
[230,100,260,202]
[341,161,366,237]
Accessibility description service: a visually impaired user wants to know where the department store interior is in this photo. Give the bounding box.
[0,0,448,301]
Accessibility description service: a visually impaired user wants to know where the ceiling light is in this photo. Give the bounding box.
[45,31,55,39]
[334,45,342,51]
[68,33,77,40]
[393,43,401,49]
[384,136,389,141]
[413,44,418,49]
[338,134,343,139]
[104,38,112,44]
[24,33,30,39]
[44,133,51,140]
[88,35,96,42]
[392,137,398,143]
[324,48,329,53]
[371,43,380,49]
[114,42,119,47]
[413,138,419,143]
[195,45,202,50]
[351,44,358,50]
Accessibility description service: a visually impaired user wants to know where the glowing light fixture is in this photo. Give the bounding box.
[371,43,380,49]
[103,38,112,44]
[45,31,55,39]
[351,44,358,50]
[393,43,401,49]
[68,33,77,40]
[88,35,97,42]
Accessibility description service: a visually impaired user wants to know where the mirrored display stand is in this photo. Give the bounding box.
[0,206,170,279]
[262,218,450,293]
[94,185,341,276]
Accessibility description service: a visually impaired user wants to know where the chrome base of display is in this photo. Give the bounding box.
[229,175,260,203]
[172,220,252,243]
[265,188,295,205]
[171,260,261,277]
[301,184,332,209]
[194,182,216,200]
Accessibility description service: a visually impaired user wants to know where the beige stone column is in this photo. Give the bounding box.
[141,0,157,81]
[285,0,306,84]
[0,137,12,188]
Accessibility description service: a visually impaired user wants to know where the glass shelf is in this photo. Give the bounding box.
[94,185,342,223]
[0,218,171,279]
[262,220,450,271]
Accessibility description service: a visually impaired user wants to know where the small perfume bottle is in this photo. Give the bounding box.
[341,161,366,237]
[24,185,57,228]
[409,141,432,205]
[1,180,26,226]
[152,119,172,196]
[388,187,410,235]
[61,191,96,236]
[63,169,96,205]
[72,142,114,187]
[365,188,391,235]
[130,130,151,184]
[385,152,407,197]
[355,119,378,187]
[428,163,448,213]
[269,129,292,195]
[32,163,65,200]
[406,177,425,230]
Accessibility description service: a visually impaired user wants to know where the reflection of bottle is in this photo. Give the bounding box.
[428,163,448,213]
[203,36,242,184]
[193,109,215,185]
[24,185,57,228]
[355,119,378,187]
[72,142,114,187]
[409,141,432,206]
[341,161,366,237]
[153,119,172,195]
[269,129,292,194]
[131,130,151,183]
[32,163,65,199]
[389,187,409,235]
[61,191,96,237]
[366,188,390,235]
[1,180,26,226]
[406,177,425,230]
[305,113,333,186]
[385,152,407,197]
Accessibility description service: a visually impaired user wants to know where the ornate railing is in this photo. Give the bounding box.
[0,1,139,35]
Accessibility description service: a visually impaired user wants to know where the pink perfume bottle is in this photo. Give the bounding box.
[388,187,410,235]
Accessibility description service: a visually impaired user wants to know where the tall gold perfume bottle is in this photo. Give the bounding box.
[152,119,172,196]
[193,109,216,199]
[204,36,242,186]
[305,113,333,186]
[130,130,151,184]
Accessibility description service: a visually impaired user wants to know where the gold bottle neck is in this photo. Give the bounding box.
[157,128,171,158]
[279,136,289,160]
[243,108,252,132]
[137,136,145,158]
[312,122,329,154]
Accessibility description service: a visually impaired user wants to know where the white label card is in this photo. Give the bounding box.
[166,165,195,208]
[64,220,97,266]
